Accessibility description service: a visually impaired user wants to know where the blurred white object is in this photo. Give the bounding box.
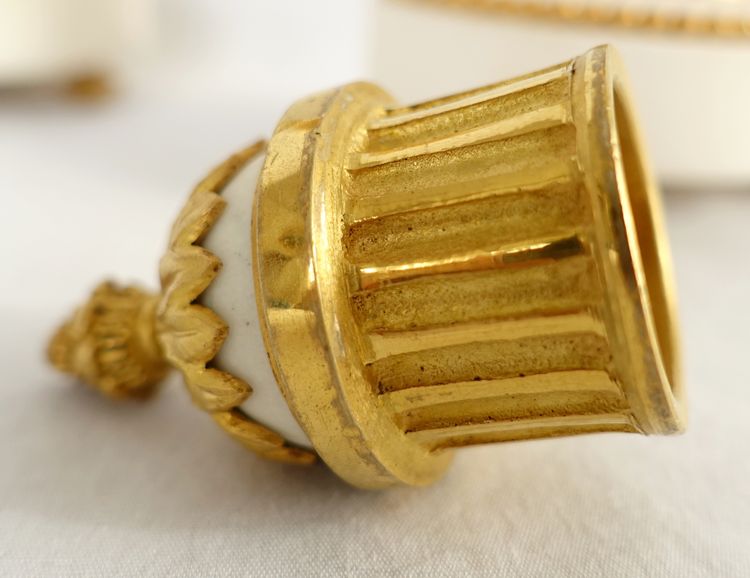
[373,0,750,185]
[0,0,156,85]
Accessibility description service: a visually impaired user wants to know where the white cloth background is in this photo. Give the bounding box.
[1,2,749,576]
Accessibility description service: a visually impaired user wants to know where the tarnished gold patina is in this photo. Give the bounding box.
[50,46,685,488]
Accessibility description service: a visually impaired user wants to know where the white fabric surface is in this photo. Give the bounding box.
[1,2,749,576]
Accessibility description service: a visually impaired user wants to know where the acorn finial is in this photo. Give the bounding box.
[48,282,169,398]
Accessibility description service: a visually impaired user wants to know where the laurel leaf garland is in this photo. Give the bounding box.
[156,141,315,464]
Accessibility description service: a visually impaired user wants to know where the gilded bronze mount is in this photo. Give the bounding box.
[49,46,685,488]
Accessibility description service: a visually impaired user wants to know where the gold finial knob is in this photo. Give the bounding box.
[48,282,169,398]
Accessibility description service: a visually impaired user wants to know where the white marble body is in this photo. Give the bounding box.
[375,0,750,185]
[0,0,155,84]
[201,153,312,449]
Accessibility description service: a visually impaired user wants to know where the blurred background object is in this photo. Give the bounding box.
[373,0,750,186]
[0,0,372,313]
[0,0,157,95]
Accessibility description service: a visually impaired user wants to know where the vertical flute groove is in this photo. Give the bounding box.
[338,57,637,450]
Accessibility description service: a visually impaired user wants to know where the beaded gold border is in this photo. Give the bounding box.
[424,0,750,37]
[156,141,315,465]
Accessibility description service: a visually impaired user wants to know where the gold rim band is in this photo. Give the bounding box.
[255,45,684,488]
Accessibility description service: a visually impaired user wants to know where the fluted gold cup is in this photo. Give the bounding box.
[50,46,685,489]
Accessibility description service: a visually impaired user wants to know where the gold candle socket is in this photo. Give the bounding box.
[49,45,685,489]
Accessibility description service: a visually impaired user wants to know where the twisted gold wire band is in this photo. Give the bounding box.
[422,0,750,38]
